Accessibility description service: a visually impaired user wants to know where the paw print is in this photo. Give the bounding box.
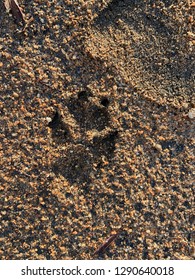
[49,90,118,184]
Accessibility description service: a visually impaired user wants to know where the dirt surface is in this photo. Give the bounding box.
[0,0,194,260]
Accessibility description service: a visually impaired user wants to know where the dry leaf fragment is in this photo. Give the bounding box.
[4,0,25,25]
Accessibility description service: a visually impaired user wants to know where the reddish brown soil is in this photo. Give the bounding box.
[0,0,194,259]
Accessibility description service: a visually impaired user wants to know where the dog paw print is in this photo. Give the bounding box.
[48,90,118,184]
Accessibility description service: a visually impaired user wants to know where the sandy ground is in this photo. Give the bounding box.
[0,0,194,259]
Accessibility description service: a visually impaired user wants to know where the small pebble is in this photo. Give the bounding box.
[46,117,52,123]
[188,108,195,119]
[154,143,162,152]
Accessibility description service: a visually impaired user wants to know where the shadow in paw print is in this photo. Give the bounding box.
[67,92,110,132]
[87,105,110,131]
[160,140,184,157]
[48,110,71,143]
[92,130,118,160]
[53,145,93,184]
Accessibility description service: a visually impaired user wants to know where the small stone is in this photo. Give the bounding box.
[11,133,18,137]
[40,18,45,23]
[188,108,195,119]
[12,92,19,98]
[182,103,189,109]
[113,85,117,91]
[154,143,162,152]
[46,117,52,123]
